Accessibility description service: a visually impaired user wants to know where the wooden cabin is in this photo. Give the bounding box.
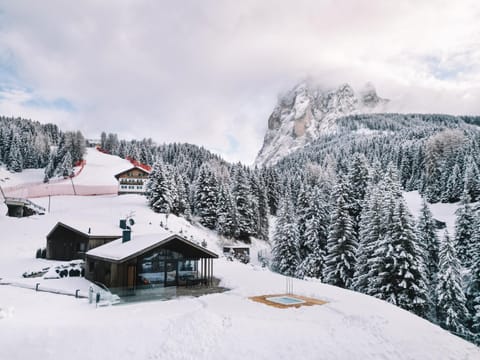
[85,231,218,295]
[46,222,122,261]
[114,166,150,195]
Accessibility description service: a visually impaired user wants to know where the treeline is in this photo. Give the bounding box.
[145,160,272,242]
[43,131,86,181]
[0,116,59,171]
[274,113,480,204]
[0,116,86,180]
[271,154,480,344]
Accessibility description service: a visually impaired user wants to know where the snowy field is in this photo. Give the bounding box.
[0,151,479,359]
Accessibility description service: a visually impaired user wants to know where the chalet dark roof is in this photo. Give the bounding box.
[46,222,122,240]
[86,232,218,263]
[114,166,150,179]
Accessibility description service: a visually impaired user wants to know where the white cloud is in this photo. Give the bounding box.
[0,0,479,164]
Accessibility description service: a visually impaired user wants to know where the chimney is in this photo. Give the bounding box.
[119,219,127,229]
[122,229,131,243]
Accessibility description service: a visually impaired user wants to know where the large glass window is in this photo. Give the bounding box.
[138,251,165,286]
[137,248,189,287]
[178,260,197,281]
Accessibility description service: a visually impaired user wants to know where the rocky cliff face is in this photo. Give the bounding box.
[255,81,389,166]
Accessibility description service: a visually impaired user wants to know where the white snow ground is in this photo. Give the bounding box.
[0,152,478,360]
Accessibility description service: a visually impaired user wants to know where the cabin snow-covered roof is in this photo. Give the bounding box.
[114,166,150,179]
[86,230,218,262]
[47,221,123,239]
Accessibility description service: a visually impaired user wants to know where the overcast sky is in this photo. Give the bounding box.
[0,1,479,164]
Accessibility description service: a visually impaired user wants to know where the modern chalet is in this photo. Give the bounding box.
[85,229,218,295]
[46,222,122,261]
[114,166,150,195]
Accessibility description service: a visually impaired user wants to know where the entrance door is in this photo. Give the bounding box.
[127,265,136,291]
[165,260,177,287]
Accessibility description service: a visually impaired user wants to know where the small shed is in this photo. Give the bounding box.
[46,222,122,261]
[223,245,250,263]
[3,197,45,217]
[85,231,218,295]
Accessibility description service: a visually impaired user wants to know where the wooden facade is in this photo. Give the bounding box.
[46,222,121,261]
[85,235,218,295]
[114,166,150,195]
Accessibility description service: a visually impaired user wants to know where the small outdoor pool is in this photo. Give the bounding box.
[266,296,305,305]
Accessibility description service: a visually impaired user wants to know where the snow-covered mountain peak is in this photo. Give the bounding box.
[256,81,389,166]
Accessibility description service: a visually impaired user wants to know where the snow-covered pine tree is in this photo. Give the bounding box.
[263,167,280,216]
[345,153,369,237]
[249,173,269,241]
[370,195,429,317]
[454,192,475,268]
[443,163,463,203]
[324,178,358,289]
[437,230,470,338]
[466,213,480,344]
[7,139,23,172]
[193,163,219,229]
[271,192,299,277]
[232,165,256,241]
[172,171,191,219]
[464,158,480,202]
[353,185,383,294]
[56,151,73,178]
[296,183,312,260]
[216,184,237,239]
[296,185,328,280]
[416,199,440,319]
[145,161,174,214]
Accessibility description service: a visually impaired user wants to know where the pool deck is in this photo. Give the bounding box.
[249,294,327,309]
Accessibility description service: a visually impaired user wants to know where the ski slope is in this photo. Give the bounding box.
[0,148,132,198]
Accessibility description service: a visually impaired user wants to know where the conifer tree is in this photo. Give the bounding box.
[250,173,269,241]
[345,153,369,237]
[443,163,463,202]
[232,166,256,241]
[216,184,237,239]
[172,171,190,217]
[193,163,218,229]
[370,196,428,317]
[416,199,440,318]
[437,230,470,338]
[464,159,480,202]
[146,161,174,214]
[271,194,299,277]
[56,151,73,177]
[296,183,312,259]
[454,192,475,268]
[466,214,480,344]
[7,140,23,172]
[353,186,383,294]
[324,180,358,289]
[296,186,328,279]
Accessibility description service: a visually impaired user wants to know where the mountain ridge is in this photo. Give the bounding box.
[255,81,389,166]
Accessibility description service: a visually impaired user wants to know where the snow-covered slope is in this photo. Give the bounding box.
[0,193,478,359]
[1,148,132,198]
[255,81,389,166]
